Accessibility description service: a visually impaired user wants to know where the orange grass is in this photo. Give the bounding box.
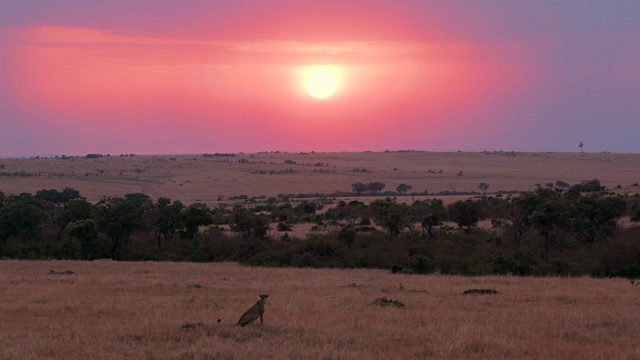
[1,152,639,204]
[1,260,639,359]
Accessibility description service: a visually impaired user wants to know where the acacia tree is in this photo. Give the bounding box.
[530,189,571,262]
[351,182,367,195]
[566,194,626,245]
[501,194,537,252]
[478,183,490,197]
[66,219,99,259]
[367,182,386,193]
[555,181,570,192]
[369,197,409,238]
[420,199,445,239]
[0,193,47,244]
[337,219,357,249]
[180,204,212,239]
[396,184,413,194]
[148,197,184,247]
[54,198,94,241]
[448,199,480,233]
[95,196,143,259]
[35,187,82,206]
[230,206,268,240]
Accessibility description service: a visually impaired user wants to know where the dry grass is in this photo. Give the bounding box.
[1,151,639,203]
[1,260,639,359]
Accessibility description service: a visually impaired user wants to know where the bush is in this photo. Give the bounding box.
[372,297,405,308]
[406,255,435,274]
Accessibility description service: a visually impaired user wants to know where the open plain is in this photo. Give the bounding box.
[1,151,640,204]
[1,260,639,360]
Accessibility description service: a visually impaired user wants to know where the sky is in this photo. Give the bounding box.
[0,0,639,156]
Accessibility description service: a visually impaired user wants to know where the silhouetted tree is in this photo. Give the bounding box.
[367,182,386,193]
[419,199,445,239]
[370,197,409,237]
[148,197,184,247]
[55,199,94,241]
[555,181,570,192]
[396,184,413,194]
[230,206,268,240]
[180,204,212,239]
[566,194,626,245]
[500,193,537,251]
[35,187,82,205]
[351,182,367,195]
[530,189,571,262]
[0,193,47,244]
[570,179,603,193]
[337,219,357,248]
[95,197,143,259]
[295,201,318,215]
[66,219,99,259]
[478,183,490,197]
[448,199,480,233]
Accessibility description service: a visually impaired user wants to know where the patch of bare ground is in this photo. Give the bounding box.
[1,260,639,359]
[1,151,639,204]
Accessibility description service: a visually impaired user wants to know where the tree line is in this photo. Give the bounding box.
[0,181,639,277]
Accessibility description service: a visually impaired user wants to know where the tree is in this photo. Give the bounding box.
[367,182,386,193]
[501,194,537,251]
[324,200,369,222]
[295,201,318,215]
[396,184,413,194]
[337,220,357,248]
[55,199,94,241]
[554,181,570,192]
[579,141,584,153]
[530,190,571,262]
[566,195,626,245]
[230,206,268,240]
[351,182,367,195]
[419,199,445,239]
[148,197,184,247]
[632,204,640,222]
[0,193,47,244]
[95,197,143,259]
[570,179,603,193]
[180,204,212,239]
[448,199,480,233]
[124,193,151,207]
[369,197,409,237]
[409,199,444,239]
[66,219,99,259]
[478,183,490,197]
[35,187,82,205]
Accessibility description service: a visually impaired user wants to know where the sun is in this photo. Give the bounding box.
[306,67,338,99]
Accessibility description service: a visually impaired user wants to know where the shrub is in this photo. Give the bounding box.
[406,255,435,274]
[372,297,405,308]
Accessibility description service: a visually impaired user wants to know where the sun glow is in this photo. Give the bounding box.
[305,66,339,99]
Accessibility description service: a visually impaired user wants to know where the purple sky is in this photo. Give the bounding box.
[0,0,639,156]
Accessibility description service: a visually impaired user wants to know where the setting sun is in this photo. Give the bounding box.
[306,67,338,99]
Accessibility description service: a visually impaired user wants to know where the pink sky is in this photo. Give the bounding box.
[1,1,639,156]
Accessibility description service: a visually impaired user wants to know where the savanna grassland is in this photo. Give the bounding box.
[2,151,639,204]
[1,260,639,360]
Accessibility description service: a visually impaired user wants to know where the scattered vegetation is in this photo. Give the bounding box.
[0,181,639,278]
[372,297,406,308]
[463,289,499,295]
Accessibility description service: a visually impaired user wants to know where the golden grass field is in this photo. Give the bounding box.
[1,151,639,204]
[1,260,639,359]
